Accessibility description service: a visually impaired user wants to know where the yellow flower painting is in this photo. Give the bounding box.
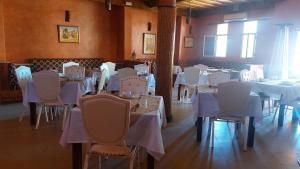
[58,25,80,43]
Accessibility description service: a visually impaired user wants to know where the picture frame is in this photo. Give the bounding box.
[57,25,80,43]
[143,33,156,55]
[184,37,194,48]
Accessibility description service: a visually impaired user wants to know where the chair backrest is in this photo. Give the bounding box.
[193,64,209,72]
[97,69,107,93]
[100,64,110,81]
[15,66,32,91]
[208,71,230,87]
[184,66,201,86]
[80,94,130,146]
[217,81,251,115]
[250,66,264,80]
[173,65,182,74]
[120,76,148,95]
[134,64,149,75]
[63,62,79,74]
[118,67,137,79]
[102,62,116,77]
[64,65,85,80]
[240,69,253,82]
[32,70,60,103]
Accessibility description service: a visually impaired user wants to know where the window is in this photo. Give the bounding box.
[292,31,300,77]
[215,23,228,57]
[241,21,257,58]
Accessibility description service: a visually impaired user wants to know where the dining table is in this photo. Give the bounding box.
[107,73,156,92]
[250,79,300,127]
[24,73,98,126]
[191,89,263,147]
[59,95,166,169]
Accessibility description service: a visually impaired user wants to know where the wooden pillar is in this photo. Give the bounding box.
[156,0,176,122]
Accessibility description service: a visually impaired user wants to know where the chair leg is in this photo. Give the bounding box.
[98,155,102,169]
[44,106,49,123]
[129,156,134,169]
[62,106,68,131]
[272,105,279,123]
[211,121,214,148]
[268,99,271,116]
[19,112,25,122]
[35,106,43,129]
[243,117,249,151]
[50,106,54,120]
[83,153,90,169]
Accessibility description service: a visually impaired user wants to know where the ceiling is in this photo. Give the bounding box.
[176,0,248,9]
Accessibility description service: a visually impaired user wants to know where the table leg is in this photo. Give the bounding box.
[177,84,182,101]
[292,108,299,123]
[147,153,154,169]
[247,117,255,147]
[29,102,36,126]
[72,143,82,169]
[197,117,203,142]
[278,104,286,127]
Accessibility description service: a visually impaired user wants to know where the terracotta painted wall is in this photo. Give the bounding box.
[3,0,118,63]
[0,0,5,62]
[130,8,157,60]
[180,0,300,65]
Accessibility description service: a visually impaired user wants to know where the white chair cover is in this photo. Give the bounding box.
[193,64,208,73]
[134,64,149,75]
[32,70,61,104]
[184,66,202,86]
[208,71,230,87]
[120,76,148,95]
[173,66,182,74]
[64,65,85,80]
[63,62,79,75]
[240,69,253,82]
[118,67,137,79]
[217,81,251,116]
[102,62,116,78]
[15,66,32,91]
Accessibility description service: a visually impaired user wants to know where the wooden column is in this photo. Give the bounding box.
[156,0,176,122]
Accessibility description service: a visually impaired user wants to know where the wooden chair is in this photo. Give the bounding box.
[32,71,68,130]
[210,81,251,151]
[15,66,32,121]
[120,76,148,96]
[62,62,79,75]
[118,67,138,79]
[80,94,138,169]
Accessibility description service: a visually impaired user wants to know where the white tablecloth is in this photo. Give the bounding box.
[107,74,156,92]
[191,92,263,124]
[60,95,166,160]
[251,80,300,104]
[174,72,208,87]
[23,77,95,106]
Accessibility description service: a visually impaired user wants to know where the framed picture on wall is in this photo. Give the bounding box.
[184,37,194,48]
[143,33,156,55]
[57,25,80,43]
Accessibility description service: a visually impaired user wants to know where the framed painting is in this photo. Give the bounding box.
[143,33,156,55]
[184,37,194,48]
[57,25,80,43]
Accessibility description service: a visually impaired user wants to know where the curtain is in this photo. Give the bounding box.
[268,24,290,80]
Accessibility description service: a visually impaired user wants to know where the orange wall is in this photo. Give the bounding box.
[2,0,118,63]
[0,0,5,62]
[130,7,157,60]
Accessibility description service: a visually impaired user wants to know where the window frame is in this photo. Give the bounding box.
[215,23,229,57]
[241,21,258,59]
